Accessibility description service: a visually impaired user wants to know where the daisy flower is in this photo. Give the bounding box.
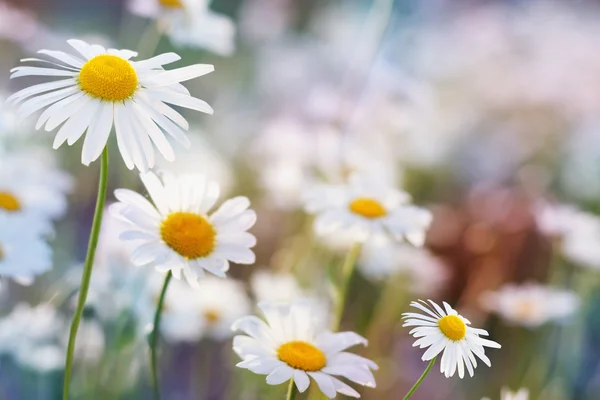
[304,174,432,245]
[143,276,250,342]
[128,0,235,56]
[8,39,214,172]
[111,171,257,287]
[482,387,529,400]
[0,213,52,285]
[402,300,501,379]
[232,301,378,398]
[481,283,579,328]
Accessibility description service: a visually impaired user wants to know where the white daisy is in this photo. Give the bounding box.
[8,39,214,172]
[128,0,235,56]
[0,213,52,285]
[111,171,257,287]
[359,235,447,295]
[250,269,305,304]
[305,174,432,245]
[482,387,529,400]
[402,300,501,379]
[146,276,250,342]
[481,283,579,328]
[232,301,378,398]
[561,211,600,269]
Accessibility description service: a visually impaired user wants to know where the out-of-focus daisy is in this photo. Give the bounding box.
[0,151,71,224]
[250,269,305,303]
[153,276,250,342]
[533,201,582,238]
[402,300,501,378]
[481,283,579,328]
[9,39,213,172]
[111,171,257,287]
[0,213,52,285]
[128,0,235,56]
[561,211,600,269]
[0,303,65,371]
[232,301,378,398]
[359,235,447,295]
[481,387,529,400]
[305,174,432,245]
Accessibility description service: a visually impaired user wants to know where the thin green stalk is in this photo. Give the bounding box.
[286,379,297,400]
[63,147,109,400]
[332,243,362,330]
[403,357,436,400]
[150,271,172,400]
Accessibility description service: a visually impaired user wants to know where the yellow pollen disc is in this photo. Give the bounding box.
[348,197,387,219]
[79,54,138,101]
[204,310,220,324]
[160,212,216,259]
[159,0,184,8]
[0,192,21,212]
[438,315,467,341]
[277,341,326,372]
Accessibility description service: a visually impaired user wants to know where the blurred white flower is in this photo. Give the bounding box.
[128,0,235,56]
[481,387,529,400]
[0,213,52,285]
[0,303,65,371]
[481,283,579,327]
[250,269,304,303]
[561,211,600,269]
[9,39,213,172]
[305,174,432,244]
[232,301,378,398]
[533,201,582,237]
[69,320,106,363]
[112,171,257,287]
[0,2,41,46]
[402,300,501,379]
[359,235,447,295]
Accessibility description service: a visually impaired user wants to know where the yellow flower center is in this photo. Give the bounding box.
[277,341,327,372]
[159,0,184,8]
[78,54,138,101]
[438,315,467,341]
[348,197,387,219]
[160,212,216,259]
[514,300,538,321]
[0,191,21,212]
[204,309,220,324]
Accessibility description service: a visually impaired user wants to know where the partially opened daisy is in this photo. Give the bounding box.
[232,301,378,398]
[8,39,213,171]
[304,174,432,245]
[111,171,256,287]
[402,300,501,379]
[0,213,52,285]
[128,0,236,56]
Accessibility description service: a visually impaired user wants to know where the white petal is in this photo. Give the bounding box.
[38,50,85,68]
[294,370,310,393]
[8,78,77,104]
[81,102,113,165]
[10,66,77,78]
[265,365,294,385]
[145,88,213,114]
[142,64,214,86]
[307,372,336,399]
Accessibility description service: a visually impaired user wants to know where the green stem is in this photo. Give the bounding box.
[63,147,109,400]
[286,379,297,400]
[332,243,362,330]
[150,271,172,400]
[403,357,436,400]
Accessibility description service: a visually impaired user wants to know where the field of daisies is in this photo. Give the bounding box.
[2,0,600,399]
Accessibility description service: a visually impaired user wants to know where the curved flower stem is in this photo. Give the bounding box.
[150,271,172,400]
[63,147,109,400]
[332,243,362,330]
[403,357,437,400]
[286,379,297,400]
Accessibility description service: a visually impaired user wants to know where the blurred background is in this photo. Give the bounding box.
[2,0,600,399]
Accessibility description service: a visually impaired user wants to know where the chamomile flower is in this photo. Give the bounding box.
[481,283,579,327]
[250,270,305,303]
[232,301,378,398]
[402,300,501,379]
[111,171,257,287]
[305,174,432,245]
[482,388,529,400]
[0,213,52,285]
[8,39,214,172]
[128,0,235,56]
